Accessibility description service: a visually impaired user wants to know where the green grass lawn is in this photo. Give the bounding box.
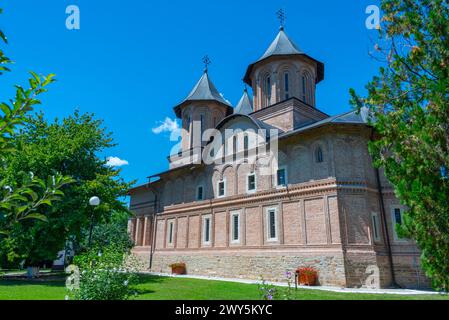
[0,275,447,300]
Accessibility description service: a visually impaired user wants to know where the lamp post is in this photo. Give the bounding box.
[88,196,100,247]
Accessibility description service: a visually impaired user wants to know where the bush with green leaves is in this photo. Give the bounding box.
[67,244,142,300]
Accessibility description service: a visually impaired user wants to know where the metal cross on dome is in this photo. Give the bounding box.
[276,8,286,28]
[202,55,211,72]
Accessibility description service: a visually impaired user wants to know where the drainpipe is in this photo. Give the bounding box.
[370,128,399,288]
[149,191,158,270]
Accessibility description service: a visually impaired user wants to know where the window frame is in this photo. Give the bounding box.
[230,211,241,244]
[371,212,381,242]
[167,220,174,245]
[391,206,406,241]
[276,166,288,188]
[196,185,204,201]
[284,72,290,100]
[246,172,257,193]
[266,207,278,242]
[202,215,212,245]
[315,146,324,163]
[217,178,226,198]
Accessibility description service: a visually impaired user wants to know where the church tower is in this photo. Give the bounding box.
[173,64,233,154]
[243,26,324,111]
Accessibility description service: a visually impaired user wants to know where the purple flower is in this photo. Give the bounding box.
[267,295,273,300]
[285,271,292,278]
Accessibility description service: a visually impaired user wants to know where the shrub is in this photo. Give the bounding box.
[67,244,142,300]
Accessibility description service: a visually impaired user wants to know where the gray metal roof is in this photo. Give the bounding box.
[234,88,253,115]
[243,28,324,85]
[259,28,303,60]
[280,107,372,139]
[174,71,233,117]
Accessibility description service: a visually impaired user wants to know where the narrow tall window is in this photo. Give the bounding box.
[196,185,204,201]
[200,114,205,133]
[392,207,404,240]
[394,208,403,225]
[231,213,240,242]
[284,73,289,99]
[315,147,323,163]
[302,76,307,102]
[247,172,256,193]
[168,221,174,244]
[203,217,211,244]
[277,167,287,186]
[217,179,226,198]
[266,76,271,106]
[371,212,381,242]
[244,134,249,151]
[188,116,193,148]
[267,209,277,240]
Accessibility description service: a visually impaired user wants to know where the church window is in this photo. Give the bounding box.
[203,216,211,244]
[247,172,256,193]
[265,76,272,106]
[315,147,324,163]
[217,179,226,198]
[231,211,240,243]
[267,208,278,240]
[392,207,405,240]
[276,167,287,187]
[371,212,381,242]
[200,114,205,133]
[284,72,289,100]
[196,185,204,201]
[302,75,307,102]
[168,221,174,245]
[244,134,249,151]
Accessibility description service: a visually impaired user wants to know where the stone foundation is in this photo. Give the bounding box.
[136,249,347,286]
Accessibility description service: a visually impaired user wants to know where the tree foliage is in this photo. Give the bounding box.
[1,111,134,265]
[351,0,449,291]
[0,9,73,239]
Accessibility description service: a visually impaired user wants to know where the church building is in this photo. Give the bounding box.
[128,24,428,288]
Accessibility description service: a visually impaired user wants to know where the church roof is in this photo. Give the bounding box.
[174,71,233,118]
[280,107,372,139]
[234,88,253,115]
[259,27,303,60]
[243,27,324,85]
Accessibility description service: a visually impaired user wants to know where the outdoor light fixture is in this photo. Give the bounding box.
[88,196,100,247]
[89,196,100,206]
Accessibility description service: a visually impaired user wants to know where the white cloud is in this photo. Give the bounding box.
[152,117,180,135]
[106,156,129,167]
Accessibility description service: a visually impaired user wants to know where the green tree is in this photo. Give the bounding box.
[0,9,73,240]
[1,111,134,265]
[351,0,449,291]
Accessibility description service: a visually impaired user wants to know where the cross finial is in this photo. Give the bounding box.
[202,55,211,73]
[276,8,286,29]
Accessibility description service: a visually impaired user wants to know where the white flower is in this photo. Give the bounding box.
[65,295,70,300]
[123,280,129,286]
[98,252,102,257]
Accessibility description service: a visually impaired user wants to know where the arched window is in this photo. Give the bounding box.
[243,134,249,151]
[284,72,290,100]
[315,146,323,163]
[302,71,314,105]
[265,75,272,107]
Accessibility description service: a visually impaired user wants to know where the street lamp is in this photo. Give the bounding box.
[88,196,100,247]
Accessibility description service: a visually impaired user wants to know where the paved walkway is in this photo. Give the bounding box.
[143,272,441,295]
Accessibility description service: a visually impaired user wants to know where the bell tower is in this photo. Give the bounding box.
[172,58,233,165]
[243,13,324,111]
[242,12,327,131]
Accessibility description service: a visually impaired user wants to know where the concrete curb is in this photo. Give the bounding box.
[142,272,442,296]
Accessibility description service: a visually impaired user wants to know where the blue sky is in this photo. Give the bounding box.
[0,0,381,188]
